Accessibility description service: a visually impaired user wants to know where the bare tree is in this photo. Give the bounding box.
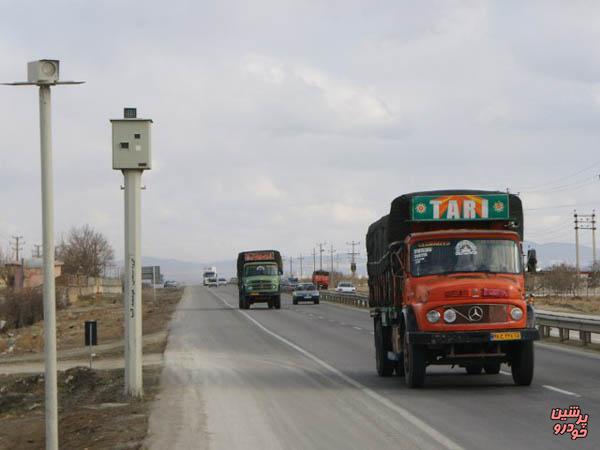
[57,225,114,277]
[543,263,579,296]
[0,246,10,287]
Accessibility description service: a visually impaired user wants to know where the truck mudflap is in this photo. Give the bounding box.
[406,328,540,345]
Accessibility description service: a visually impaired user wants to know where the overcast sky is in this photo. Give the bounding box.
[2,1,600,263]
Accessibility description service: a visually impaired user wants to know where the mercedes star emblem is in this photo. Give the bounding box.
[468,306,483,322]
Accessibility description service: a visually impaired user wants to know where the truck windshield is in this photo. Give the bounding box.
[410,238,522,277]
[245,264,278,276]
[203,272,215,278]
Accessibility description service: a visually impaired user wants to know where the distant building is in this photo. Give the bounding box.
[3,258,63,289]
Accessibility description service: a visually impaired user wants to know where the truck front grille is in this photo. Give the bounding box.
[444,304,507,324]
[249,281,274,290]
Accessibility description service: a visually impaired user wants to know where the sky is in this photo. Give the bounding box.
[1,0,600,264]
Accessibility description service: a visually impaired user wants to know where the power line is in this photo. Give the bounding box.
[525,201,598,212]
[520,175,598,194]
[511,160,600,192]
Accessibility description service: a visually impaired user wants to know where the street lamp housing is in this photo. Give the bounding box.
[28,59,60,84]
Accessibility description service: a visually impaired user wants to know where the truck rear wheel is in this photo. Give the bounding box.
[511,341,534,386]
[374,320,394,377]
[404,334,426,388]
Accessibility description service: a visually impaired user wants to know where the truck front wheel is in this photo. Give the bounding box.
[404,335,426,388]
[274,295,281,310]
[511,341,534,386]
[374,320,394,377]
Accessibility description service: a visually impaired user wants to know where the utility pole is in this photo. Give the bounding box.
[11,235,24,262]
[111,107,152,398]
[593,211,597,268]
[316,242,326,271]
[33,244,43,258]
[312,248,316,273]
[4,59,84,450]
[575,210,596,273]
[329,244,336,286]
[289,255,293,276]
[346,241,360,278]
[575,211,580,275]
[299,254,303,279]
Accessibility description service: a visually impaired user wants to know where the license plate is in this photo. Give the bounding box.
[305,296,312,299]
[250,292,259,296]
[491,331,521,341]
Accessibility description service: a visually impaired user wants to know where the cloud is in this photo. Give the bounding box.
[1,1,600,263]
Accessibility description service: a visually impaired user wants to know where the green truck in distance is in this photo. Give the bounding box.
[237,250,283,309]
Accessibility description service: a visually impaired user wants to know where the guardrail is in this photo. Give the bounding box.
[536,312,599,346]
[320,291,368,308]
[319,291,600,347]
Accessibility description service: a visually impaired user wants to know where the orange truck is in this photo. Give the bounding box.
[366,190,539,388]
[312,270,330,289]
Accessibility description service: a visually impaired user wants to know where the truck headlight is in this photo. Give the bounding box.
[510,307,523,321]
[246,286,253,291]
[444,309,457,323]
[426,310,441,323]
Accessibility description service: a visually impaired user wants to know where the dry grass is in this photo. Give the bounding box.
[0,288,183,356]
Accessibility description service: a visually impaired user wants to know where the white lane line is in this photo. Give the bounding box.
[353,326,363,331]
[542,385,581,397]
[318,316,324,319]
[210,289,462,450]
[499,370,511,376]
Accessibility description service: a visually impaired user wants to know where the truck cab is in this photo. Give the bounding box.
[367,191,539,388]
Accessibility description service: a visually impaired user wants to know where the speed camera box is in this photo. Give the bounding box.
[111,118,152,170]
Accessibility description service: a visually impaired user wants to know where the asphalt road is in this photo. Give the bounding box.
[146,285,599,449]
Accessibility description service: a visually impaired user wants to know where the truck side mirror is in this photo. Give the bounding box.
[526,249,537,273]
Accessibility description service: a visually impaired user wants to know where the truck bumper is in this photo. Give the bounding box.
[406,328,540,345]
[246,292,279,302]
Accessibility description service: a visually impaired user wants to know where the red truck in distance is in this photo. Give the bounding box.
[366,190,539,388]
[312,270,330,290]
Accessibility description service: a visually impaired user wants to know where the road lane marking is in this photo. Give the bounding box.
[542,385,581,397]
[499,370,511,376]
[318,316,324,319]
[353,326,363,331]
[210,289,463,450]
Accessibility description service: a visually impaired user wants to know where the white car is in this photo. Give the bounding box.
[335,282,356,293]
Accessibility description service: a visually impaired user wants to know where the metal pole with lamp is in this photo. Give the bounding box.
[3,59,84,450]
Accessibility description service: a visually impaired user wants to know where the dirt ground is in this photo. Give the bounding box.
[532,295,600,315]
[0,287,184,449]
[0,287,182,356]
[0,366,161,450]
